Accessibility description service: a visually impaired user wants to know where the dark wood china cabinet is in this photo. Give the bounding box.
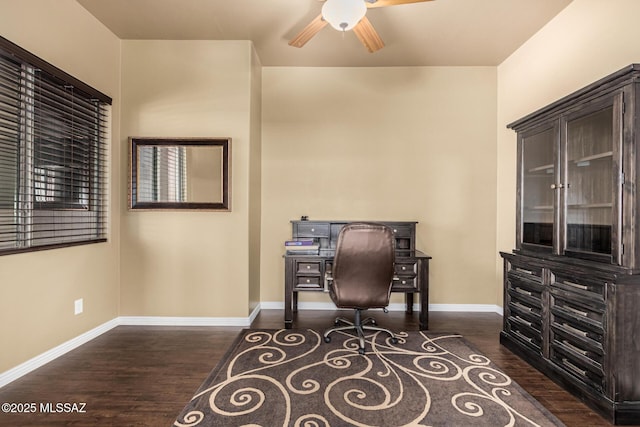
[501,64,640,424]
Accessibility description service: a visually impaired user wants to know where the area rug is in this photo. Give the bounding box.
[174,329,564,427]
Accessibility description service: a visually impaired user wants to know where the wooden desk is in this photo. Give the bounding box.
[284,220,431,330]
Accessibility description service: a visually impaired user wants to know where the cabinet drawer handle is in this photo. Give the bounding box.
[306,265,311,269]
[306,279,311,283]
[562,358,587,376]
[515,315,533,327]
[515,267,533,275]
[561,340,589,356]
[513,330,534,344]
[561,323,589,337]
[563,305,589,317]
[515,287,533,296]
[562,280,589,290]
[512,302,533,312]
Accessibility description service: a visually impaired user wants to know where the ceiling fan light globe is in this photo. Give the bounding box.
[322,0,367,32]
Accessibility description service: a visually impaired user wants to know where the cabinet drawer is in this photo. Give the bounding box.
[509,300,542,328]
[295,276,323,290]
[392,276,417,291]
[508,275,543,299]
[507,274,543,294]
[550,292,604,331]
[551,343,605,392]
[551,313,603,346]
[508,294,542,320]
[551,326,603,361]
[296,262,321,275]
[395,262,417,276]
[507,284,542,314]
[507,259,543,283]
[508,313,541,333]
[506,317,542,352]
[552,272,605,300]
[296,223,330,238]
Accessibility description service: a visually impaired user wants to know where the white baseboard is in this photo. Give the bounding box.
[0,303,502,389]
[0,318,119,388]
[118,316,252,327]
[119,305,262,327]
[430,304,504,315]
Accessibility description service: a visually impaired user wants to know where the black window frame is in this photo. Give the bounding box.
[0,36,112,255]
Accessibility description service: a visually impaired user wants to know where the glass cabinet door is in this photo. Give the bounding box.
[519,126,556,250]
[562,101,620,260]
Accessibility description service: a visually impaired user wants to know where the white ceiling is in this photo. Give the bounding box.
[76,0,573,67]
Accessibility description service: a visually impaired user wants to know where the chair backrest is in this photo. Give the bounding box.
[330,222,395,309]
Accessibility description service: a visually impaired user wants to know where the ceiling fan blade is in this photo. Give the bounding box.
[353,16,385,53]
[366,0,433,8]
[289,14,328,48]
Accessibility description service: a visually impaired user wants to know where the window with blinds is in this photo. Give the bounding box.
[0,37,111,255]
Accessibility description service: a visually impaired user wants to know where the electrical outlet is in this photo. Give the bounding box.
[74,298,83,315]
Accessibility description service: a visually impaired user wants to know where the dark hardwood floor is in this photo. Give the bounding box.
[0,310,628,426]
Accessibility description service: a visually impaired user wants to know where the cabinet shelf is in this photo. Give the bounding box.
[528,164,554,173]
[567,203,612,209]
[525,205,553,211]
[571,151,613,164]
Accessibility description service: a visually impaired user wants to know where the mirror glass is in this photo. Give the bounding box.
[129,138,230,210]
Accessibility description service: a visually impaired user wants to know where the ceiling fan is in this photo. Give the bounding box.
[289,0,434,53]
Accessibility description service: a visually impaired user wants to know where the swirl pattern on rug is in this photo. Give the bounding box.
[174,329,563,427]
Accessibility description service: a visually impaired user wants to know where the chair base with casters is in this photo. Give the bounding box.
[323,308,398,355]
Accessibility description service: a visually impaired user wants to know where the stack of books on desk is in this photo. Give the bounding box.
[285,238,320,255]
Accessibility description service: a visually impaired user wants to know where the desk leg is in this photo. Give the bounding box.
[405,293,414,314]
[284,257,294,329]
[419,259,430,330]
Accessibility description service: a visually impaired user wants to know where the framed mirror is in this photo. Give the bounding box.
[129,137,231,210]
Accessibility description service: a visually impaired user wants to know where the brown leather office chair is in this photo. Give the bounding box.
[323,222,398,354]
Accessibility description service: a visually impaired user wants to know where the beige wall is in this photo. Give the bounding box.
[0,0,121,372]
[248,48,263,314]
[496,0,640,305]
[261,66,498,306]
[5,0,640,377]
[119,40,259,317]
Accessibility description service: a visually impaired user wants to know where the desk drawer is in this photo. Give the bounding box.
[392,276,417,291]
[389,224,412,237]
[295,276,323,290]
[296,223,330,238]
[297,261,321,275]
[395,261,417,276]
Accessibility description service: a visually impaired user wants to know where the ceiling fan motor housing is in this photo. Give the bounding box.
[322,0,367,31]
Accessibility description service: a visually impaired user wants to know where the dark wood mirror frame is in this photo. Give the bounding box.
[128,137,231,211]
